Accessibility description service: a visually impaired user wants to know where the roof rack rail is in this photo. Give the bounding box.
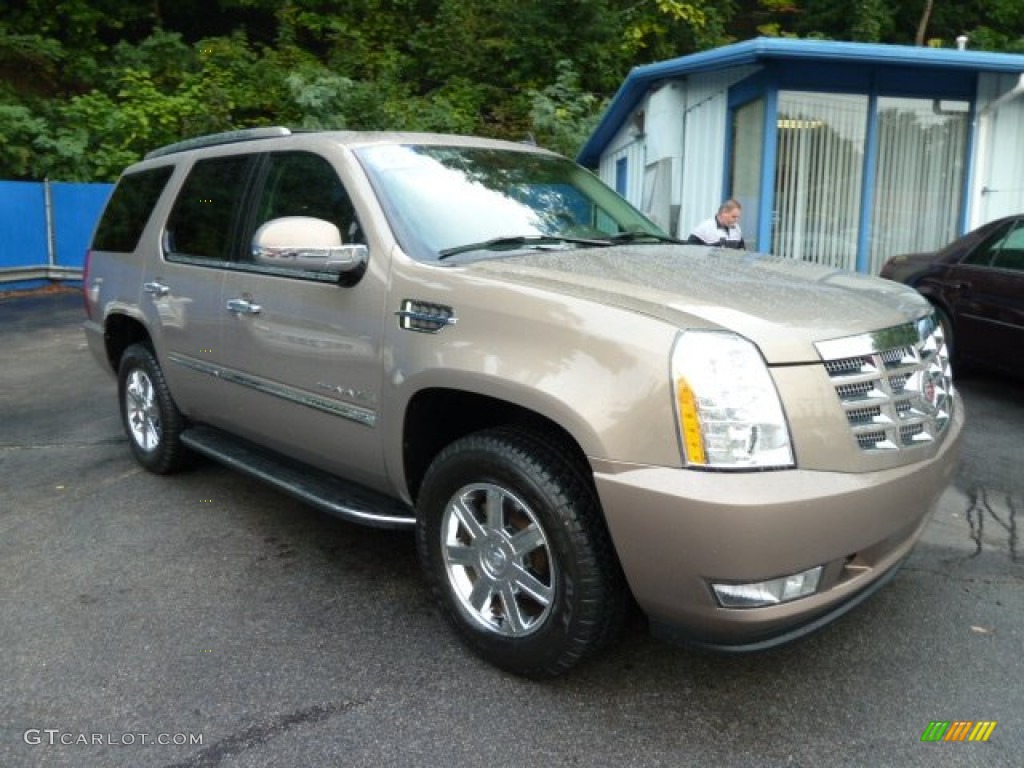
[145,126,293,160]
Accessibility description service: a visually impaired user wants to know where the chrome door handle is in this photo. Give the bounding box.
[143,281,169,297]
[226,298,262,315]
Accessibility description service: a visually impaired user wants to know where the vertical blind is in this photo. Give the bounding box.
[774,92,867,271]
[869,97,968,274]
[766,91,969,273]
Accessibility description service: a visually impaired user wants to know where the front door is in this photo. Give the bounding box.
[951,217,1024,372]
[215,150,391,489]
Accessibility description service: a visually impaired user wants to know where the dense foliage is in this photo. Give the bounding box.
[2,0,1022,181]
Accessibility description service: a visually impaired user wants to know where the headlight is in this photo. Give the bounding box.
[671,330,794,469]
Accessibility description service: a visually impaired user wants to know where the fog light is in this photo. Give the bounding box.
[712,566,823,608]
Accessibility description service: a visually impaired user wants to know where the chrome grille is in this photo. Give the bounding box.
[847,405,881,424]
[836,380,876,399]
[816,314,955,453]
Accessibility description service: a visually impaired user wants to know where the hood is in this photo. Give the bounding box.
[465,245,931,364]
[878,250,941,283]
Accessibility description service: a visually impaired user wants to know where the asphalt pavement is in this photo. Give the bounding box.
[1,289,1021,767]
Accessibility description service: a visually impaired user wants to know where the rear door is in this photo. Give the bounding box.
[142,154,258,424]
[87,164,175,343]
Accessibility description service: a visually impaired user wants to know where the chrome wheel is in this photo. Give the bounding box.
[442,482,554,637]
[125,368,162,452]
[117,343,188,474]
[417,427,628,677]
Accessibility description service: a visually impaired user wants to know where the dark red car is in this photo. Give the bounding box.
[880,215,1024,377]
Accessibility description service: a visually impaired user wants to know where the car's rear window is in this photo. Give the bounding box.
[92,166,174,252]
[164,155,253,261]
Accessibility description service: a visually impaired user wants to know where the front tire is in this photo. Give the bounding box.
[117,343,188,474]
[416,427,627,678]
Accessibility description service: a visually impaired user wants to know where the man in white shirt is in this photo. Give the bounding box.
[687,199,745,249]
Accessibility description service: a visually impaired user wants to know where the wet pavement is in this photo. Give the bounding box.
[1,290,1021,768]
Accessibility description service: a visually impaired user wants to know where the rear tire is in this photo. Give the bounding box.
[117,343,188,474]
[416,427,628,678]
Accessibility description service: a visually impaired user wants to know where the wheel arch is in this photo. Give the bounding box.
[104,313,152,370]
[402,388,595,505]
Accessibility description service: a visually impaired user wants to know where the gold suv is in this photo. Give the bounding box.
[83,128,963,677]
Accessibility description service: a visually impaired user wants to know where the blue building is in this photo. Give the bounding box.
[579,37,1024,273]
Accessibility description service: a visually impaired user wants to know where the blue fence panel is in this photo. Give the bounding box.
[52,182,114,269]
[0,180,114,290]
[0,181,47,271]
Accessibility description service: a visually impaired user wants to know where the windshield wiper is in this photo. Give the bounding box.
[605,231,685,245]
[438,234,610,260]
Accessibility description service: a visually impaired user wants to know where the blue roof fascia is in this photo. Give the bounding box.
[578,37,1024,167]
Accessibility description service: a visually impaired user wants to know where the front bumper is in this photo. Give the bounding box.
[593,398,963,650]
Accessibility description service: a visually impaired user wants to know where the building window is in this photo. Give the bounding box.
[765,90,969,274]
[731,99,765,252]
[774,92,867,271]
[615,157,628,196]
[868,97,968,274]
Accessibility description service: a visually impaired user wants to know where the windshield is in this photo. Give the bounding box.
[354,144,669,262]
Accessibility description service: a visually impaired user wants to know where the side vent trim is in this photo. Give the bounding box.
[396,299,457,334]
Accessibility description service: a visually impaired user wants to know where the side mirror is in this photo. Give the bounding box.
[252,216,368,284]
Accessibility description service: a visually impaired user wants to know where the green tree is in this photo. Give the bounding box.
[528,60,605,157]
[757,0,897,42]
[0,103,50,178]
[3,0,1024,181]
[0,31,65,97]
[622,0,735,58]
[850,0,891,42]
[900,0,1024,49]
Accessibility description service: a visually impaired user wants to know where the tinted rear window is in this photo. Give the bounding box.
[92,166,173,252]
[165,155,253,261]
